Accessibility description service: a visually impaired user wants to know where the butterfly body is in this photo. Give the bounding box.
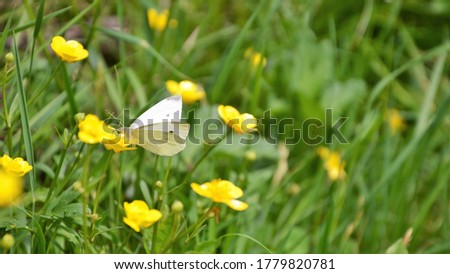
[122,96,189,156]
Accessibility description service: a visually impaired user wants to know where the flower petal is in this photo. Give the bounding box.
[140,209,162,227]
[166,80,180,95]
[225,199,249,211]
[227,184,244,199]
[123,217,141,232]
[191,183,213,199]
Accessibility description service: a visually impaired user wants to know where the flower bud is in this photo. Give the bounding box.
[1,233,15,250]
[287,184,301,196]
[5,52,14,64]
[245,150,257,162]
[155,180,163,188]
[171,200,184,213]
[74,113,86,124]
[73,181,84,193]
[90,213,99,222]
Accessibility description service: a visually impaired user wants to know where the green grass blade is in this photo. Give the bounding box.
[33,0,46,39]
[369,92,450,199]
[414,53,446,136]
[209,0,268,102]
[0,6,72,36]
[13,34,37,249]
[96,26,190,79]
[28,0,46,75]
[368,41,450,106]
[125,68,147,108]
[0,14,13,58]
[55,0,99,36]
[13,34,36,188]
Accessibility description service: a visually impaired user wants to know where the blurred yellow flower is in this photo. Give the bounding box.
[147,8,178,32]
[0,169,23,207]
[123,200,162,232]
[103,133,137,153]
[191,179,248,211]
[166,80,206,104]
[218,105,257,134]
[245,48,267,68]
[317,147,346,181]
[77,114,116,144]
[50,36,89,63]
[0,154,32,177]
[386,109,405,135]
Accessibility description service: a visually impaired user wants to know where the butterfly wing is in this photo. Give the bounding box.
[129,95,182,130]
[129,122,190,156]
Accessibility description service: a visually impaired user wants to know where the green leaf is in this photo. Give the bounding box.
[195,240,219,253]
[33,0,46,39]
[46,189,81,217]
[154,207,172,252]
[54,203,84,218]
[0,14,13,58]
[0,6,71,36]
[13,33,37,211]
[321,79,367,115]
[139,180,153,206]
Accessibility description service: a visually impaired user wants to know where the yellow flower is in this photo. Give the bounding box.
[386,109,405,135]
[123,200,162,232]
[147,8,177,32]
[191,179,248,211]
[0,169,23,207]
[245,48,267,68]
[50,36,89,63]
[166,80,206,104]
[0,154,32,177]
[317,147,346,181]
[103,133,137,153]
[77,114,116,144]
[218,105,257,134]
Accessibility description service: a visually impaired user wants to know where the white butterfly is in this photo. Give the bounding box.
[122,95,190,156]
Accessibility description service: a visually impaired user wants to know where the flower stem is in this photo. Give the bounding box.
[43,126,78,207]
[166,128,231,194]
[82,145,92,253]
[117,230,133,253]
[60,62,78,117]
[2,61,13,154]
[160,207,212,253]
[92,151,113,214]
[90,151,113,239]
[150,156,172,253]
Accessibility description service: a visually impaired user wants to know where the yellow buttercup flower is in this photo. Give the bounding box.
[50,36,89,63]
[166,80,206,104]
[245,48,267,68]
[0,154,32,177]
[218,105,257,134]
[0,169,23,207]
[147,8,178,32]
[191,179,248,211]
[386,109,405,135]
[77,114,116,144]
[123,200,162,232]
[317,147,346,181]
[103,133,137,153]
